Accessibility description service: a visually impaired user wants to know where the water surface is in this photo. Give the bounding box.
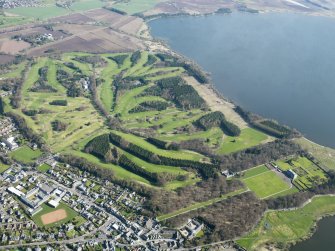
[290,216,335,251]
[149,13,335,148]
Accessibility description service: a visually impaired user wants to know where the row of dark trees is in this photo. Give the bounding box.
[6,112,45,148]
[129,100,170,114]
[108,54,128,67]
[234,106,300,139]
[140,76,207,110]
[218,139,303,172]
[195,111,241,136]
[30,66,57,93]
[109,132,218,179]
[155,53,209,83]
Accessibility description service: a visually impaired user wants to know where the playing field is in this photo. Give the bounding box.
[242,167,291,199]
[41,209,67,225]
[32,203,78,227]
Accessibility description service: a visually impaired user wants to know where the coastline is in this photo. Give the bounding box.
[144,12,335,251]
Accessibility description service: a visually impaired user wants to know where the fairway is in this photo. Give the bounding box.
[218,128,269,154]
[242,168,291,199]
[238,195,335,250]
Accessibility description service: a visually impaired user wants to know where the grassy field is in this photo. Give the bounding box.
[32,202,79,228]
[0,14,31,28]
[0,163,9,173]
[218,128,269,154]
[112,0,162,14]
[7,0,104,19]
[10,145,42,164]
[238,195,335,250]
[7,6,70,19]
[241,165,269,179]
[242,166,291,199]
[37,163,52,172]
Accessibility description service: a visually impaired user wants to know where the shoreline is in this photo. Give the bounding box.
[144,13,335,151]
[144,13,335,250]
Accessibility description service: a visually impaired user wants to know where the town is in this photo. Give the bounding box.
[0,115,214,250]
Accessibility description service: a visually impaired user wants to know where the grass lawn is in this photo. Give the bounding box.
[32,202,78,228]
[241,165,269,179]
[218,128,269,154]
[0,163,10,173]
[37,163,51,172]
[242,169,291,199]
[237,195,335,250]
[10,146,42,164]
[157,188,247,221]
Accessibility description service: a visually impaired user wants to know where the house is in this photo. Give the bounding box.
[3,137,18,150]
[285,169,298,180]
[221,170,235,178]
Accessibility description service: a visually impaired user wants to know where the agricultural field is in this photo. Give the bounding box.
[10,145,43,164]
[32,202,79,227]
[6,0,105,20]
[241,165,291,199]
[276,156,328,190]
[0,14,31,28]
[112,0,163,14]
[237,195,335,250]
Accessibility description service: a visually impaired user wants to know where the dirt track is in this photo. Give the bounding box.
[41,209,67,225]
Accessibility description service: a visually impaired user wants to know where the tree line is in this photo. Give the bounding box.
[195,111,241,136]
[140,76,207,110]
